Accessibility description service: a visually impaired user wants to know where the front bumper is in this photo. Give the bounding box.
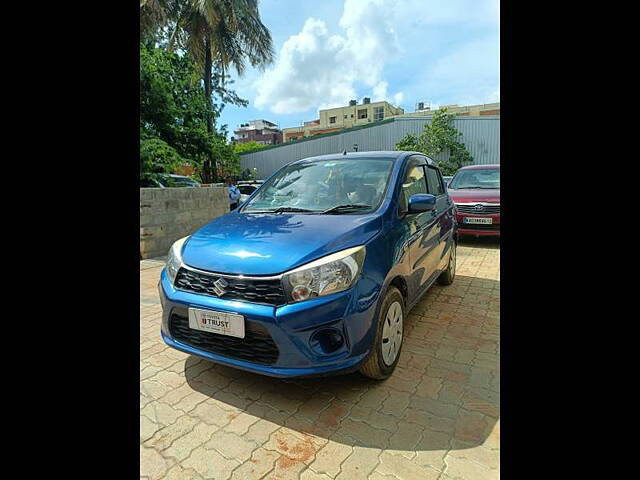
[158,269,380,378]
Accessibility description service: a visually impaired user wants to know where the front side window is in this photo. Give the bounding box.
[243,159,394,213]
[401,165,427,210]
[425,167,444,195]
[449,168,500,189]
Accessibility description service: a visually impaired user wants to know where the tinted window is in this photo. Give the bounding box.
[426,167,444,195]
[401,165,427,209]
[238,185,257,195]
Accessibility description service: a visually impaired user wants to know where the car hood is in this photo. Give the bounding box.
[181,212,382,275]
[448,188,500,204]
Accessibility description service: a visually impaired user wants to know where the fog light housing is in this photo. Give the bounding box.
[310,328,345,355]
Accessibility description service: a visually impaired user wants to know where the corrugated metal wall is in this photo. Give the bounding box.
[240,115,500,179]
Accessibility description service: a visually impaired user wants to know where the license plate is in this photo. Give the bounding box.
[188,308,245,338]
[464,217,493,224]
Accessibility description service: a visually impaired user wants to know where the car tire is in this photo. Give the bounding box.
[438,240,456,285]
[359,286,405,380]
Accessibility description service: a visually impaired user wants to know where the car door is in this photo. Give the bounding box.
[400,157,441,299]
[425,165,453,270]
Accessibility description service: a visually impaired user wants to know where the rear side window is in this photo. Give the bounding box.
[401,165,427,209]
[426,167,444,196]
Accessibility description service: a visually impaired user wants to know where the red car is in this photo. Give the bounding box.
[447,164,500,237]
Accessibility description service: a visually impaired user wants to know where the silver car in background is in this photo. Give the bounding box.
[238,180,264,204]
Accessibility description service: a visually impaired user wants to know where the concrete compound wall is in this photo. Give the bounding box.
[140,187,229,259]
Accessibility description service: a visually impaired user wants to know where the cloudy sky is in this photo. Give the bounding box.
[218,0,499,138]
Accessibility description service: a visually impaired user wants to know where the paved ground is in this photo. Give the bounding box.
[140,239,500,480]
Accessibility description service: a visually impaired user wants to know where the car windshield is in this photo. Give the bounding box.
[449,168,500,189]
[242,158,394,213]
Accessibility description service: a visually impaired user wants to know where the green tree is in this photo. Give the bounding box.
[141,0,274,183]
[140,43,214,174]
[395,108,473,175]
[212,136,240,180]
[140,137,183,174]
[233,140,268,154]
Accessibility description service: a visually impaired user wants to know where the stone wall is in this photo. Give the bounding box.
[140,187,229,259]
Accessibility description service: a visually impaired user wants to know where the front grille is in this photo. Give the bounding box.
[169,312,279,365]
[458,221,500,231]
[456,204,500,215]
[175,267,286,305]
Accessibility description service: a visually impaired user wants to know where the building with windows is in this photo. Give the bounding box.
[282,99,499,142]
[406,102,500,117]
[233,119,283,145]
[282,98,404,142]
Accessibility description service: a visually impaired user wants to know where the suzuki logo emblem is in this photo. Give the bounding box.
[211,277,229,296]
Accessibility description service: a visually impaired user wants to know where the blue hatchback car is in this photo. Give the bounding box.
[159,151,457,379]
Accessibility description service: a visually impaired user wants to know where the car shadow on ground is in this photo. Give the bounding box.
[181,274,500,455]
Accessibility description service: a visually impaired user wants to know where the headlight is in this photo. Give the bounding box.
[283,246,366,302]
[166,236,189,284]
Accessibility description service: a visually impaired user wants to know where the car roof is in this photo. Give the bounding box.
[292,150,435,165]
[458,164,500,171]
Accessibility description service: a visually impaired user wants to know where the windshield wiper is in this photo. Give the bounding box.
[272,206,316,213]
[245,206,316,214]
[322,204,372,214]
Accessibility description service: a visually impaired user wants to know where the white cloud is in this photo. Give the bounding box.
[254,0,402,114]
[372,81,388,101]
[253,0,499,115]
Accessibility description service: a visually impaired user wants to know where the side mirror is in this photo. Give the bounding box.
[408,194,436,213]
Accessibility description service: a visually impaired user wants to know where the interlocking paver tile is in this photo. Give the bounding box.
[140,240,499,479]
[377,451,441,479]
[205,429,260,463]
[140,415,163,443]
[263,454,308,479]
[300,468,334,480]
[224,411,261,436]
[334,446,381,480]
[230,447,279,479]
[265,429,319,465]
[144,415,199,451]
[182,445,240,480]
[308,440,353,477]
[163,464,204,480]
[140,446,174,480]
[163,422,218,462]
[140,401,184,427]
[443,452,497,480]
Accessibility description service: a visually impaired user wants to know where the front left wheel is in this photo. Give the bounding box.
[359,286,405,380]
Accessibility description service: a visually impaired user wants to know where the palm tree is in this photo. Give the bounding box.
[141,0,274,182]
